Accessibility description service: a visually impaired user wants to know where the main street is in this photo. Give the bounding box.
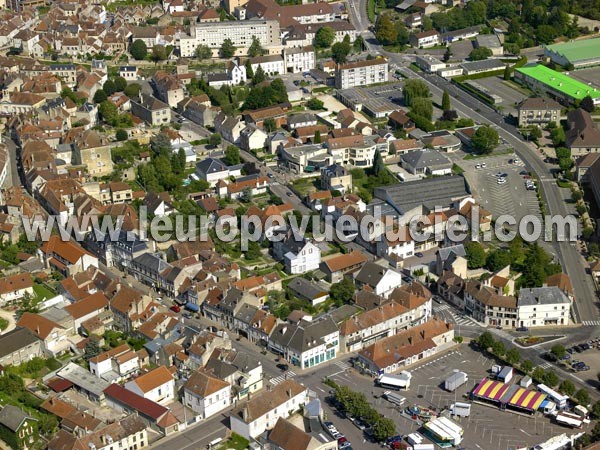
[344,0,598,323]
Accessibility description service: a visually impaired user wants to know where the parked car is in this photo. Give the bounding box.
[170,305,181,313]
[475,164,481,169]
[277,363,289,371]
[515,327,529,332]
[481,163,487,168]
[542,352,558,362]
[415,252,424,257]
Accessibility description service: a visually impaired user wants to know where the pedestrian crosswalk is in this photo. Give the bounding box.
[334,360,351,371]
[270,370,296,386]
[538,362,552,370]
[434,303,479,326]
[582,321,600,326]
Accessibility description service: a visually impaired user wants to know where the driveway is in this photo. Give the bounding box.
[0,308,16,335]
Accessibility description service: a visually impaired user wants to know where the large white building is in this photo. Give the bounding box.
[335,58,388,89]
[180,20,281,57]
[183,370,232,420]
[230,379,309,439]
[284,46,315,73]
[517,287,571,328]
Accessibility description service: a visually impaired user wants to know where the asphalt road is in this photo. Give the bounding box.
[3,136,21,188]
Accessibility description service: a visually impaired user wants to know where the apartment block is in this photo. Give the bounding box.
[335,58,388,89]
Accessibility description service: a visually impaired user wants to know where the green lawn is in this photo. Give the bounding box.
[218,433,249,450]
[291,177,319,196]
[33,284,55,301]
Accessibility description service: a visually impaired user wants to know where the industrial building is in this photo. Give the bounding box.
[544,37,600,69]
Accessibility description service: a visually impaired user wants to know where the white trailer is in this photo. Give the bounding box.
[412,445,435,450]
[450,402,471,417]
[497,366,513,383]
[383,391,406,407]
[555,412,583,428]
[377,371,412,390]
[407,433,424,445]
[444,371,468,392]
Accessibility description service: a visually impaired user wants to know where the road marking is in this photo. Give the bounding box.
[520,428,532,437]
[270,370,296,385]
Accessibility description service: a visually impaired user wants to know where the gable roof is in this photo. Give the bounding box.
[0,405,34,432]
[0,327,40,359]
[103,383,169,421]
[184,369,230,398]
[234,379,306,423]
[17,313,63,340]
[65,292,109,319]
[128,366,173,393]
[323,250,368,273]
[0,272,33,295]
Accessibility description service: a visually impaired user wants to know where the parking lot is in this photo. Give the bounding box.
[325,346,581,450]
[459,154,542,225]
[471,76,529,116]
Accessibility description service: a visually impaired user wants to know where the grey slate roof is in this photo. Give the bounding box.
[401,149,452,171]
[437,244,466,263]
[0,406,33,432]
[0,327,40,359]
[354,262,389,287]
[374,176,470,215]
[517,287,570,307]
[196,157,227,175]
[287,113,317,125]
[132,252,170,273]
[287,278,327,301]
[460,59,505,72]
[270,316,338,353]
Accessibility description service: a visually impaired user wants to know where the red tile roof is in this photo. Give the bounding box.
[103,383,168,421]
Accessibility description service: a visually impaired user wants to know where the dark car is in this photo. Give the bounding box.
[574,345,584,353]
[277,363,289,371]
[542,352,558,362]
[415,252,424,257]
[287,192,293,196]
[516,327,529,332]
[580,343,591,350]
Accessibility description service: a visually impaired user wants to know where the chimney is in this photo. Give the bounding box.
[420,330,425,339]
[408,336,412,345]
[287,389,292,398]
[242,407,248,421]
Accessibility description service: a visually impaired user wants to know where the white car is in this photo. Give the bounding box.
[481,162,487,168]
[497,177,507,185]
[475,164,481,169]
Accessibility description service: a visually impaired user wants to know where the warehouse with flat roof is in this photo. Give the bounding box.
[515,64,600,106]
[544,37,600,68]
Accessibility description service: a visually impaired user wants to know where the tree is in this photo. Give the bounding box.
[248,35,265,57]
[103,79,116,96]
[375,14,397,45]
[314,26,335,48]
[465,241,486,269]
[245,59,254,79]
[245,240,261,260]
[353,35,365,52]
[151,45,167,63]
[521,360,533,374]
[442,89,451,112]
[550,344,566,359]
[150,132,172,156]
[469,47,493,60]
[543,370,559,387]
[372,417,396,441]
[314,130,321,143]
[580,95,595,113]
[411,97,433,121]
[503,64,511,80]
[331,41,351,64]
[471,125,499,154]
[403,79,429,107]
[93,89,107,104]
[252,66,266,84]
[224,145,241,165]
[84,336,101,361]
[575,388,590,406]
[443,46,452,62]
[477,331,494,350]
[506,348,521,365]
[99,101,119,125]
[130,40,147,60]
[491,340,505,356]
[208,133,222,147]
[532,366,545,382]
[550,127,565,146]
[372,149,385,176]
[124,83,141,98]
[306,98,324,110]
[559,379,575,396]
[114,76,127,92]
[195,44,212,60]
[592,400,600,419]
[330,278,355,306]
[220,38,236,58]
[263,118,276,133]
[116,129,128,141]
[485,250,511,272]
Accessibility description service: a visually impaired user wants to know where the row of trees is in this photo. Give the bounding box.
[477,332,592,406]
[326,380,396,441]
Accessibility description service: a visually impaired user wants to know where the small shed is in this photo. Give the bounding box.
[520,376,532,388]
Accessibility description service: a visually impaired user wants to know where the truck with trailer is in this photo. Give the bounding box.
[444,371,468,392]
[377,371,412,390]
[554,411,584,428]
